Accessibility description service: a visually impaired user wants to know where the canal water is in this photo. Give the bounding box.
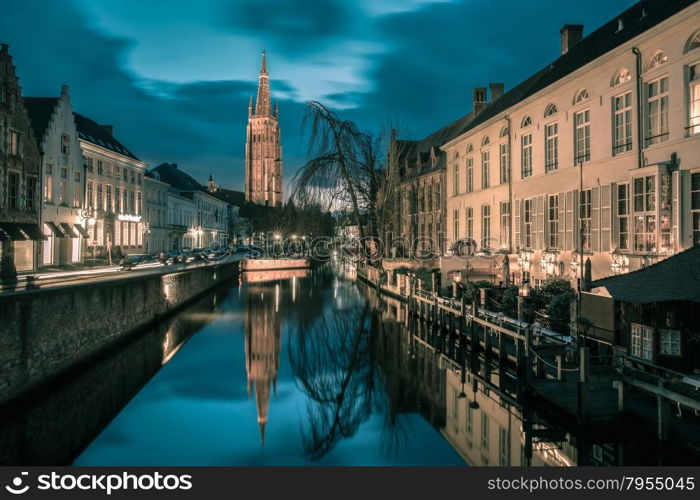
[3,264,697,466]
[73,265,464,466]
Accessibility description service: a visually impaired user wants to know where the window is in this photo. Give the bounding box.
[574,110,591,162]
[545,123,558,171]
[85,157,94,172]
[130,170,136,184]
[648,51,668,70]
[689,63,700,135]
[453,209,460,240]
[97,183,103,210]
[500,201,510,248]
[97,160,103,175]
[115,187,121,213]
[10,131,20,156]
[646,76,669,146]
[580,189,592,251]
[521,115,532,128]
[613,68,632,86]
[137,192,142,215]
[574,88,589,104]
[481,413,490,452]
[26,177,36,211]
[106,185,112,212]
[44,163,53,202]
[61,134,70,154]
[73,172,81,208]
[481,151,490,188]
[686,30,700,53]
[544,103,557,117]
[481,205,491,247]
[130,191,135,213]
[631,323,653,361]
[137,173,142,185]
[59,178,67,205]
[521,133,532,178]
[693,173,700,245]
[123,190,129,215]
[481,136,490,147]
[466,405,474,435]
[613,92,633,154]
[617,184,630,250]
[499,427,510,466]
[660,329,681,356]
[466,207,473,239]
[499,142,509,183]
[123,169,128,182]
[8,172,19,209]
[87,181,94,208]
[634,176,656,252]
[467,157,474,192]
[523,199,532,248]
[453,164,460,196]
[548,195,558,248]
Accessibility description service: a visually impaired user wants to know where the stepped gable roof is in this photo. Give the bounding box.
[23,97,59,145]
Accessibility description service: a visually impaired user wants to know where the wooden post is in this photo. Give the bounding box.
[657,380,669,443]
[556,354,563,381]
[617,381,625,411]
[577,346,590,423]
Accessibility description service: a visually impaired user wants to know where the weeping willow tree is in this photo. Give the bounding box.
[292,101,401,251]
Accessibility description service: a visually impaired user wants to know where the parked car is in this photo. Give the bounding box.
[119,254,155,270]
[179,249,193,262]
[191,248,207,260]
[164,250,182,265]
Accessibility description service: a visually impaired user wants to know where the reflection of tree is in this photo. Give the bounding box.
[289,300,376,460]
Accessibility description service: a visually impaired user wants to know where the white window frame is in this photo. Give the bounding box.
[631,323,653,361]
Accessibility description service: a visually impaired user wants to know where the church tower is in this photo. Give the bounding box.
[245,51,283,207]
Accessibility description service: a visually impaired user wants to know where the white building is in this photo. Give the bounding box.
[442,0,700,286]
[167,191,196,250]
[76,114,148,260]
[144,171,169,254]
[25,86,86,266]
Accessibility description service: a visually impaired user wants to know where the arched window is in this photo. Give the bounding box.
[521,115,532,128]
[466,144,474,153]
[684,30,700,53]
[499,125,509,138]
[453,151,460,159]
[573,89,589,105]
[481,136,490,147]
[648,51,668,71]
[544,103,557,117]
[612,68,631,86]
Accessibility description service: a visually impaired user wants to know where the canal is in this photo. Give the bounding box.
[2,264,697,466]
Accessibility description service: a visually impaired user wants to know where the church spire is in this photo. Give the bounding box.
[255,50,271,115]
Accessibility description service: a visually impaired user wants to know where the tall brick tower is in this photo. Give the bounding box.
[245,51,283,207]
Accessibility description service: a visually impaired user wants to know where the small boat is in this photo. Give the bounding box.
[240,258,311,272]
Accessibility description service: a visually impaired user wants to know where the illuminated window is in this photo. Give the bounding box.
[631,323,653,360]
[544,103,557,117]
[648,51,668,71]
[613,92,633,154]
[574,109,590,162]
[545,122,558,171]
[573,88,589,104]
[521,133,532,178]
[612,68,631,86]
[646,76,669,146]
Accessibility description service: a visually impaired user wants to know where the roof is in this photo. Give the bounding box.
[590,246,700,304]
[73,112,140,161]
[23,97,59,145]
[209,187,245,207]
[443,0,696,147]
[151,162,204,192]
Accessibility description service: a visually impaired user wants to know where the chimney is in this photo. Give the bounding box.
[101,124,113,136]
[489,83,504,103]
[61,84,69,98]
[560,24,583,55]
[473,87,487,115]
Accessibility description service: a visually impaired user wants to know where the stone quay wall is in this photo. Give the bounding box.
[0,261,238,405]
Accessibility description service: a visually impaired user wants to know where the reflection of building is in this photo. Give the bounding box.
[245,51,283,207]
[244,284,281,445]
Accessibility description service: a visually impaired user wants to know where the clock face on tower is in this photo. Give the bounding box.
[245,51,283,208]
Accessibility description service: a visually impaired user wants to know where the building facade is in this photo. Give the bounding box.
[441,0,700,286]
[245,51,283,208]
[76,113,148,260]
[167,191,196,250]
[25,86,86,267]
[207,174,247,245]
[144,171,169,254]
[0,44,42,274]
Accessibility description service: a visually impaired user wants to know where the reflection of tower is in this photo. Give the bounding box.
[244,284,281,446]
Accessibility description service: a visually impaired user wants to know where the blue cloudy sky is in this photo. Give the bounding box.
[2,0,632,192]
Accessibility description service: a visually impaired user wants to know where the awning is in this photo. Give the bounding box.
[0,222,27,241]
[60,222,78,238]
[73,223,90,238]
[45,221,65,238]
[16,223,47,241]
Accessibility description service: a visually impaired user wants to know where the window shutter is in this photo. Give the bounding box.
[591,186,600,252]
[565,190,574,251]
[600,184,612,252]
[514,198,521,249]
[573,189,580,252]
[611,183,619,250]
[558,192,565,251]
[536,194,545,250]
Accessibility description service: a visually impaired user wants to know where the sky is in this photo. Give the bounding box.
[1,0,634,193]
